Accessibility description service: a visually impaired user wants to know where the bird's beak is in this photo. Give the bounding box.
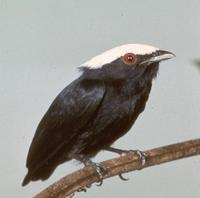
[140,50,176,65]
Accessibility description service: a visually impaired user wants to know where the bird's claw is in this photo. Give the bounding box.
[86,184,92,188]
[77,188,87,192]
[105,147,147,183]
[127,149,147,169]
[85,161,106,186]
[76,183,92,195]
[118,173,129,181]
[112,148,147,168]
[117,150,146,182]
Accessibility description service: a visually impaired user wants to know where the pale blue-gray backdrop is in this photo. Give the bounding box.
[0,0,200,197]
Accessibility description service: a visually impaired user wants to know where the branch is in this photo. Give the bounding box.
[35,138,200,198]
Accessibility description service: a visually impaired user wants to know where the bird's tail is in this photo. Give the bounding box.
[22,172,31,186]
[22,163,58,186]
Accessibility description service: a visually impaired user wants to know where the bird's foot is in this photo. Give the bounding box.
[105,147,147,181]
[84,160,106,186]
[74,154,106,186]
[106,147,147,168]
[126,149,147,169]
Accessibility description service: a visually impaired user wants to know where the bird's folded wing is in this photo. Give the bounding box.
[26,78,106,170]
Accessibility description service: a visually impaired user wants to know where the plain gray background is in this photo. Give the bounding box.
[1,0,200,197]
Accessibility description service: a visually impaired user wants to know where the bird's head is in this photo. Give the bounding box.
[80,44,175,80]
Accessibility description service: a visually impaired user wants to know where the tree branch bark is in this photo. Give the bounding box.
[35,138,200,198]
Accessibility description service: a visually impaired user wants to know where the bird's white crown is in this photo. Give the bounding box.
[81,44,159,69]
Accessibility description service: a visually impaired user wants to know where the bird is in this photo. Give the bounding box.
[22,44,175,186]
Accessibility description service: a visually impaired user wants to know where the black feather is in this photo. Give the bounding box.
[23,77,105,185]
[22,58,159,186]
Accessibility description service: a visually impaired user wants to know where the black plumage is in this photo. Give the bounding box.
[22,45,174,186]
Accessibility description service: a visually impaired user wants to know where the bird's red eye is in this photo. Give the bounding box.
[123,53,136,65]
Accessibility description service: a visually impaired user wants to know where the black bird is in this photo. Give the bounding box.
[22,44,175,186]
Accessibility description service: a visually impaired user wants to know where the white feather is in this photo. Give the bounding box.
[81,44,159,69]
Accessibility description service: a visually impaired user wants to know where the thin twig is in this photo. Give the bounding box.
[35,138,200,198]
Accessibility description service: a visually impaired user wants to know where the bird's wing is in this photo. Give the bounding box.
[26,78,105,170]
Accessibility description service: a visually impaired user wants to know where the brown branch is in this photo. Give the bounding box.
[35,138,200,198]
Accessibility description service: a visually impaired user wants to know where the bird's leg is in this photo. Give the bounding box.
[106,147,147,167]
[74,154,106,186]
[105,147,147,180]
